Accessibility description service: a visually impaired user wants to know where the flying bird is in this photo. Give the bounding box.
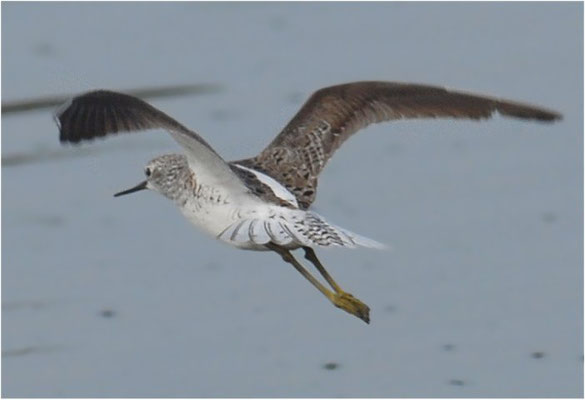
[55,81,561,323]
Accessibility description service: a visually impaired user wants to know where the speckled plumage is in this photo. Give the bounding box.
[234,82,561,209]
[55,81,561,323]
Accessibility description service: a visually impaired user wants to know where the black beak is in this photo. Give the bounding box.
[114,181,148,197]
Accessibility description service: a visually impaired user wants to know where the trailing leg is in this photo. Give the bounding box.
[266,243,370,323]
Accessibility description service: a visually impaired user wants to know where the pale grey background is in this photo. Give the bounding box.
[2,2,583,397]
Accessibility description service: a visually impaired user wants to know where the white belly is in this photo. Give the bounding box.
[179,196,240,238]
[177,186,271,250]
[178,192,296,251]
[176,184,384,252]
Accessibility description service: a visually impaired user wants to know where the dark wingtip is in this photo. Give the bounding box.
[55,90,130,144]
[523,108,563,123]
[55,89,173,145]
[496,101,563,123]
[546,111,563,122]
[55,93,88,144]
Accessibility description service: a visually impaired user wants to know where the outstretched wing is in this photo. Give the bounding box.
[56,90,248,191]
[234,81,562,209]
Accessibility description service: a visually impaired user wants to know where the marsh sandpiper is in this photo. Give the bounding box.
[55,81,561,323]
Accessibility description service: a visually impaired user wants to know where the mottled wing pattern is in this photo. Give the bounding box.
[234,81,561,209]
[56,90,248,191]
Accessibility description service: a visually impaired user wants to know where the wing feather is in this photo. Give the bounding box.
[249,219,271,244]
[56,90,248,191]
[264,220,292,246]
[234,81,562,209]
[217,211,385,249]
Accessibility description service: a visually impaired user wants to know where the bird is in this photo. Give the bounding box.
[54,81,562,323]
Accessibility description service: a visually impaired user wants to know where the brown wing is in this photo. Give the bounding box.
[233,81,562,209]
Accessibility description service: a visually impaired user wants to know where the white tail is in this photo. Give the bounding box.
[217,209,387,250]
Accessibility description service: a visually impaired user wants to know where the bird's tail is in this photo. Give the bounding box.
[218,209,387,250]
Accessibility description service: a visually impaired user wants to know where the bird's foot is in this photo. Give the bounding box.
[331,291,370,324]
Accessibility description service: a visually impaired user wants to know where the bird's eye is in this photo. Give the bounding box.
[145,167,152,177]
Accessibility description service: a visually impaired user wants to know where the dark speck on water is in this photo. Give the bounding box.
[448,379,465,386]
[384,305,397,313]
[252,305,265,314]
[2,345,59,357]
[531,351,545,359]
[2,346,39,357]
[267,15,288,32]
[442,344,456,352]
[99,309,116,318]
[540,212,557,224]
[32,42,56,57]
[27,214,65,227]
[323,362,340,371]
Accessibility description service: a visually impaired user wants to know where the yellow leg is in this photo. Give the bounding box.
[303,247,343,292]
[267,243,370,324]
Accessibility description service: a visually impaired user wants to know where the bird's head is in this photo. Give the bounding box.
[114,154,191,201]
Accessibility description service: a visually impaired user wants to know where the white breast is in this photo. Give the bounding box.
[178,184,244,238]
